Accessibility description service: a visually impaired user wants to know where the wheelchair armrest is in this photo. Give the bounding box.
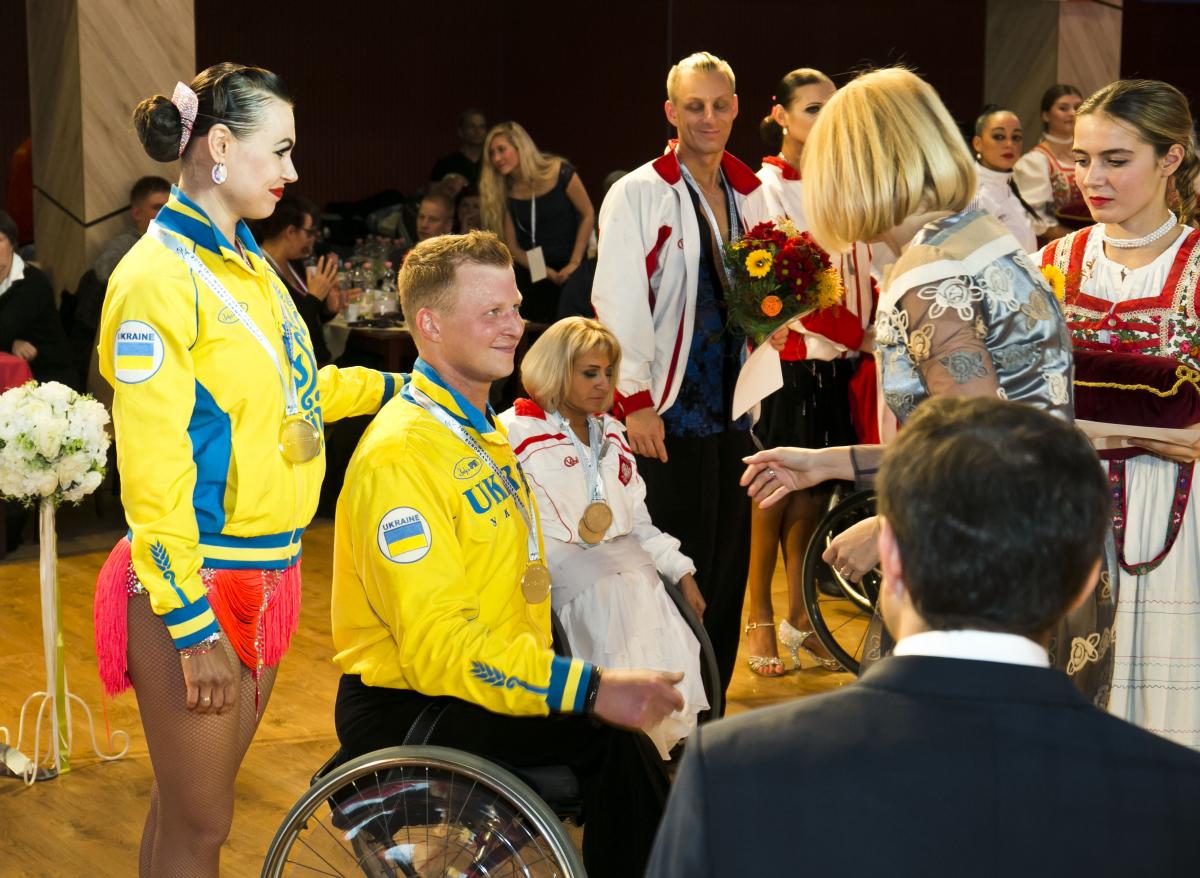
[659,573,724,721]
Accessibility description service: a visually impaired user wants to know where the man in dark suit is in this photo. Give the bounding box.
[648,396,1200,878]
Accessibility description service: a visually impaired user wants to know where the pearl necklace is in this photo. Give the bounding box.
[1101,211,1178,249]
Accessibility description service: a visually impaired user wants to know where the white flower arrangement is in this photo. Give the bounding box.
[0,381,111,506]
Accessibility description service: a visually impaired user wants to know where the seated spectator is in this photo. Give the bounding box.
[251,192,342,367]
[649,396,1200,877]
[480,121,596,322]
[72,175,172,395]
[430,107,487,188]
[331,231,682,878]
[456,185,482,232]
[415,191,455,241]
[500,317,708,758]
[0,210,76,387]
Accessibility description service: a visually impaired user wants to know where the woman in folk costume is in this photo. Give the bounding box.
[740,67,878,675]
[1015,83,1089,240]
[93,64,399,876]
[500,317,708,758]
[1040,79,1200,747]
[740,68,1115,699]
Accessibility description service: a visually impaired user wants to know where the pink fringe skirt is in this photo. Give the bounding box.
[93,538,302,697]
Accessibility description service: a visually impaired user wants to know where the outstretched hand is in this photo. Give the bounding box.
[593,668,684,731]
[741,447,833,508]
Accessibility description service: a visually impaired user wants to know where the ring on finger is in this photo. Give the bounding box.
[201,695,212,706]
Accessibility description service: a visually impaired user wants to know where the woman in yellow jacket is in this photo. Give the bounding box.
[92,63,398,877]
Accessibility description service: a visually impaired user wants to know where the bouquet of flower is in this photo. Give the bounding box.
[0,381,110,506]
[723,219,845,344]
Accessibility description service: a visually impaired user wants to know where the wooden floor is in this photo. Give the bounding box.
[0,520,852,876]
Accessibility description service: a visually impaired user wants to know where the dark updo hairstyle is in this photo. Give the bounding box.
[133,62,291,163]
[1078,79,1200,226]
[1040,83,1082,115]
[760,67,834,152]
[973,103,1017,137]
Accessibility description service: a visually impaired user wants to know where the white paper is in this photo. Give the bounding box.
[527,246,548,283]
[732,342,783,422]
[1075,419,1200,450]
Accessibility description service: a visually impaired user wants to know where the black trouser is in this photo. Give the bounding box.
[335,675,668,878]
[637,428,754,698]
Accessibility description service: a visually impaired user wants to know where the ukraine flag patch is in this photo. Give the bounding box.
[113,320,164,383]
[377,507,432,563]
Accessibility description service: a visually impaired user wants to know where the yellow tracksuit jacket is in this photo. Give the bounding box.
[100,187,399,648]
[331,360,595,715]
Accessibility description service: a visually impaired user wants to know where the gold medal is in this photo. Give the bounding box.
[581,501,613,536]
[278,415,322,464]
[578,519,604,545]
[521,562,552,604]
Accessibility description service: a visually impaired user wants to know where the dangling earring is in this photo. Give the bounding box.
[211,162,228,185]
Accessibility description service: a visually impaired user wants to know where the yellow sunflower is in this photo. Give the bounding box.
[814,269,845,310]
[1040,264,1066,302]
[745,249,773,278]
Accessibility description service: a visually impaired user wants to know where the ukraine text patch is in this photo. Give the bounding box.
[113,320,164,384]
[377,507,432,563]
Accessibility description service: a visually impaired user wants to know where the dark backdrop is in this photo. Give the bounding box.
[3,0,1197,214]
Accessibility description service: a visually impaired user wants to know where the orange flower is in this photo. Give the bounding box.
[761,295,783,317]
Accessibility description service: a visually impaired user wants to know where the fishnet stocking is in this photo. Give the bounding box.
[126,594,277,877]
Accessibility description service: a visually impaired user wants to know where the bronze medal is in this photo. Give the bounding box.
[278,416,322,464]
[521,562,552,603]
[581,501,613,536]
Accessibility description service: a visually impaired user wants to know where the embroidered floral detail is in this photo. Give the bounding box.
[1066,628,1113,676]
[980,263,1019,311]
[874,306,908,346]
[939,350,988,384]
[907,324,935,362]
[884,391,916,420]
[992,341,1041,371]
[916,277,982,321]
[975,316,988,339]
[1020,289,1053,328]
[996,387,1009,400]
[1045,372,1070,405]
[1099,571,1113,601]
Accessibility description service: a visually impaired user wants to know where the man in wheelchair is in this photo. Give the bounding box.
[329,231,684,878]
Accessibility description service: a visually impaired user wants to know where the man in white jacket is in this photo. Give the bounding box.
[592,51,768,696]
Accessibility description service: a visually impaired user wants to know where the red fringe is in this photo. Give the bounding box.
[94,538,133,697]
[92,539,303,695]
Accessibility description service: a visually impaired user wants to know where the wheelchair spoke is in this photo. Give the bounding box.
[298,805,359,873]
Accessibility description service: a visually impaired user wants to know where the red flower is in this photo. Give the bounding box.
[743,221,788,250]
[773,232,831,295]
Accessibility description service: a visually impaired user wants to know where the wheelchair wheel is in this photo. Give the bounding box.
[801,490,879,675]
[262,745,586,878]
[662,575,723,721]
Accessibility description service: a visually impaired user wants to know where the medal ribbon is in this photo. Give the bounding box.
[552,411,607,505]
[405,385,543,567]
[150,222,302,418]
[678,162,740,287]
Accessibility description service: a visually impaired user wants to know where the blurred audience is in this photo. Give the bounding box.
[251,191,342,367]
[430,107,487,188]
[0,210,75,387]
[455,185,482,232]
[415,191,456,241]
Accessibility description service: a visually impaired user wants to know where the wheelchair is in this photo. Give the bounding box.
[800,488,880,676]
[262,577,720,877]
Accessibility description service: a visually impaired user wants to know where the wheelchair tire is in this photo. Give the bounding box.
[801,490,879,675]
[262,745,586,878]
[663,576,724,721]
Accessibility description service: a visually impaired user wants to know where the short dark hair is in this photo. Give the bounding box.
[1041,83,1083,114]
[0,210,17,247]
[877,397,1109,636]
[249,191,317,243]
[129,175,171,206]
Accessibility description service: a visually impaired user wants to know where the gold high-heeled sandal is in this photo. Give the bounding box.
[779,619,842,671]
[744,621,786,677]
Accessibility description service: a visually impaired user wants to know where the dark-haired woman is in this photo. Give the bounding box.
[1039,79,1200,748]
[968,106,1046,253]
[1015,84,1088,239]
[93,64,399,876]
[252,191,342,367]
[740,68,877,676]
